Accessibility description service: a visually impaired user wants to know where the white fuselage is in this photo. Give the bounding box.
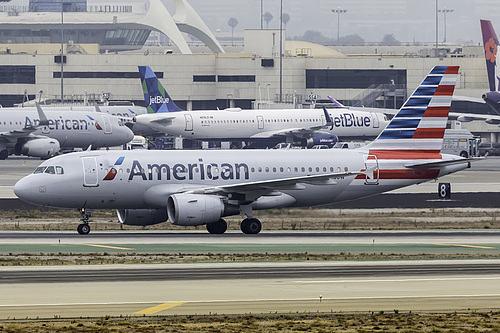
[135,108,389,141]
[14,149,468,210]
[0,109,134,149]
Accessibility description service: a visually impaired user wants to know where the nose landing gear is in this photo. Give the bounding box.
[77,207,92,235]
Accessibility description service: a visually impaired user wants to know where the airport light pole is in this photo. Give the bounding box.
[438,7,454,43]
[332,7,347,43]
[435,0,438,54]
[279,0,283,103]
[60,0,64,104]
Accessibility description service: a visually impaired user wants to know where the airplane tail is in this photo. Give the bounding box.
[481,19,499,92]
[138,66,183,113]
[365,66,459,155]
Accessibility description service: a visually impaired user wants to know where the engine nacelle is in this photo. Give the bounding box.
[167,194,225,226]
[306,134,338,148]
[117,209,167,226]
[15,138,60,158]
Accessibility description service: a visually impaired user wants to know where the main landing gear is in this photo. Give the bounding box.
[240,218,262,234]
[77,207,92,235]
[206,219,227,234]
[205,217,263,234]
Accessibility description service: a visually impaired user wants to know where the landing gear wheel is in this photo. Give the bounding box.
[0,150,8,160]
[206,219,227,234]
[240,218,262,234]
[78,207,92,235]
[77,223,90,235]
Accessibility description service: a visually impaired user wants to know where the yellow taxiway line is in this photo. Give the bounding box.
[77,244,134,250]
[134,302,186,315]
[433,243,494,249]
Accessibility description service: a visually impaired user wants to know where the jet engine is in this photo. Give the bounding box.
[306,134,338,148]
[117,209,167,226]
[15,138,60,158]
[167,194,237,226]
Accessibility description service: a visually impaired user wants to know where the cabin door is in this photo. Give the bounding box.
[363,155,379,185]
[82,157,99,187]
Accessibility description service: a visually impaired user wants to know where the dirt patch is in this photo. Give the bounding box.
[2,311,500,332]
[1,207,500,231]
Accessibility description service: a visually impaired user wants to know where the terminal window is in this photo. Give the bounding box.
[218,75,255,82]
[0,66,35,84]
[306,69,406,89]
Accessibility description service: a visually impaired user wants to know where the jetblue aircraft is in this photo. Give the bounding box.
[0,104,134,159]
[14,66,476,235]
[134,66,389,146]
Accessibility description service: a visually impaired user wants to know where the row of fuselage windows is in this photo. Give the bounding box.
[33,166,64,175]
[200,118,322,125]
[101,165,349,176]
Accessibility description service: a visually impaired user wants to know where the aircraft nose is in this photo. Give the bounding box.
[14,177,33,202]
[123,126,134,142]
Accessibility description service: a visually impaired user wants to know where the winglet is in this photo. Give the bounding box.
[35,102,49,126]
[322,106,333,130]
[95,105,102,113]
[327,96,345,108]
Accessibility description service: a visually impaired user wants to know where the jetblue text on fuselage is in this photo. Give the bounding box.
[149,96,170,106]
[331,113,371,128]
[128,159,250,181]
[24,116,90,131]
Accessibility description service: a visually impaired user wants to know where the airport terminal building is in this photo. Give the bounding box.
[0,0,498,143]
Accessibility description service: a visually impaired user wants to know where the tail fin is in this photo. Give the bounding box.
[365,66,459,155]
[481,19,499,92]
[138,66,183,113]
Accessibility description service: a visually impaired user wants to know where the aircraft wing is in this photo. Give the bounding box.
[135,114,176,126]
[448,112,500,125]
[249,127,318,139]
[452,95,486,104]
[184,170,366,202]
[0,103,50,141]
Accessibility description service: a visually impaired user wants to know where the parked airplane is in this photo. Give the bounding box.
[448,19,500,126]
[0,104,134,159]
[481,19,500,115]
[134,66,390,146]
[15,66,476,235]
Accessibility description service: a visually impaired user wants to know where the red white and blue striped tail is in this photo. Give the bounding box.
[365,66,459,156]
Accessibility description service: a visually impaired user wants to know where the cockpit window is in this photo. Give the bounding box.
[56,166,64,174]
[33,166,46,174]
[45,166,56,174]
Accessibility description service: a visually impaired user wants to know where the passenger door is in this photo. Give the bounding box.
[363,155,379,185]
[82,157,99,187]
[184,114,193,131]
[100,115,112,134]
[257,116,264,129]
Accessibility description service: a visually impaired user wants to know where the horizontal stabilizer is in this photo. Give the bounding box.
[405,157,482,169]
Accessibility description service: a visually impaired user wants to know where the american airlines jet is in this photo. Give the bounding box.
[14,66,476,235]
[134,66,389,145]
[0,104,134,159]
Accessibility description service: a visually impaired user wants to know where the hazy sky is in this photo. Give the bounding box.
[6,0,500,44]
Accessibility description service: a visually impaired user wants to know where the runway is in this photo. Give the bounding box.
[0,158,499,319]
[1,260,500,319]
[1,231,500,318]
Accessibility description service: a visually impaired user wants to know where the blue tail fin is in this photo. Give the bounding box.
[138,66,183,113]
